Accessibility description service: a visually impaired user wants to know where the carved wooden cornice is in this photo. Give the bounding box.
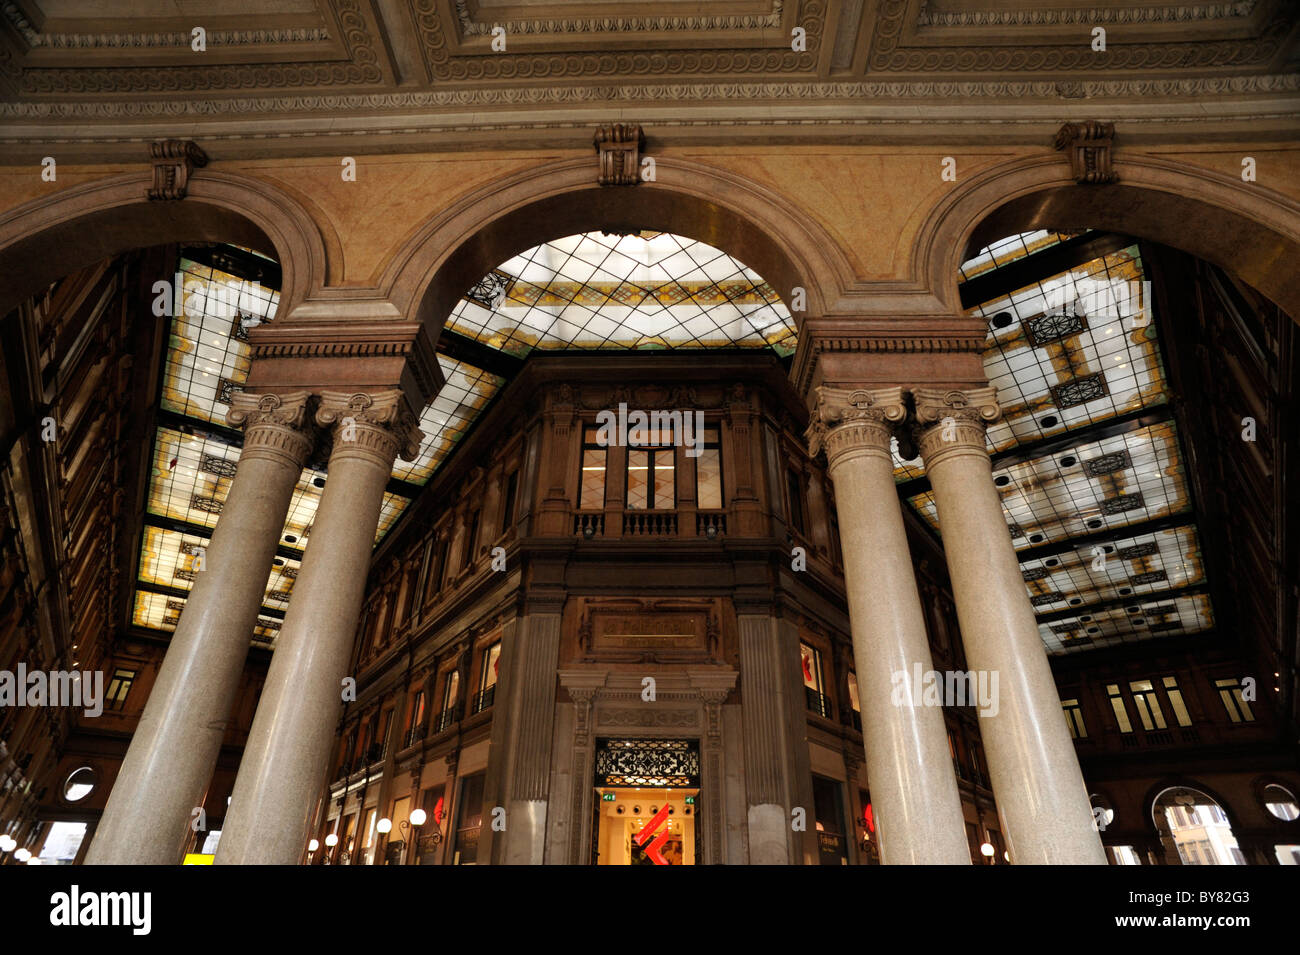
[147,139,206,200]
[1055,121,1118,184]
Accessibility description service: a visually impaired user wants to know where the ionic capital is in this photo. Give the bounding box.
[807,385,906,471]
[317,390,423,468]
[912,386,1001,463]
[226,390,315,467]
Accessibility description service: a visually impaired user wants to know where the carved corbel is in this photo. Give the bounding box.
[594,123,645,186]
[147,139,208,200]
[1053,121,1117,184]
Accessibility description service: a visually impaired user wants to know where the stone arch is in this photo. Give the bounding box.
[919,153,1300,319]
[0,169,329,316]
[381,156,852,340]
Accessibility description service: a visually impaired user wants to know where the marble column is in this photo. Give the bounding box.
[215,390,421,865]
[86,392,313,865]
[808,385,970,865]
[913,387,1106,865]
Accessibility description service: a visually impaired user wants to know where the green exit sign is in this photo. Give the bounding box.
[602,793,616,801]
[684,796,695,805]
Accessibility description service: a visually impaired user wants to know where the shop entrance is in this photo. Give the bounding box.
[594,786,698,865]
[591,737,701,866]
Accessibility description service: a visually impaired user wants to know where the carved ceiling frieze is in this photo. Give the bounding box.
[0,0,1292,147]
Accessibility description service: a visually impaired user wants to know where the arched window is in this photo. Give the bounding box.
[1152,787,1243,865]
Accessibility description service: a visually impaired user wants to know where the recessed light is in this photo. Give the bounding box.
[1040,415,1059,429]
[1068,597,1083,606]
[1087,519,1103,529]
[994,475,1011,487]
[1060,455,1077,468]
[1029,533,1045,544]
[991,312,1014,329]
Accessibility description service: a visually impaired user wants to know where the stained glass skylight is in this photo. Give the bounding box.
[898,232,1216,655]
[446,231,797,356]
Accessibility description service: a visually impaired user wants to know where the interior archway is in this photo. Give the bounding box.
[0,171,326,316]
[924,156,1300,321]
[384,158,846,343]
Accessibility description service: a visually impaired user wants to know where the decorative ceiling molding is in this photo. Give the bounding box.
[915,0,1259,28]
[413,0,822,81]
[871,0,1290,72]
[454,0,785,35]
[0,1,329,49]
[16,0,376,93]
[2,72,1295,121]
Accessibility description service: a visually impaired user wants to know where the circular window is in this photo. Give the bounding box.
[1040,415,1060,429]
[1059,455,1077,468]
[991,312,1014,329]
[1090,793,1115,831]
[1263,784,1300,822]
[63,767,96,803]
[994,475,1011,487]
[1029,533,1045,544]
[1087,519,1103,530]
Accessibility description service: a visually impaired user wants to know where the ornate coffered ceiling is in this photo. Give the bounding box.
[0,0,1296,157]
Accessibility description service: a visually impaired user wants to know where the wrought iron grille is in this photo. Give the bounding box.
[472,685,495,714]
[805,687,833,719]
[1100,493,1145,515]
[1130,570,1168,586]
[1050,373,1108,409]
[1083,449,1132,476]
[1117,541,1159,560]
[1021,568,1050,581]
[594,738,700,788]
[464,270,511,310]
[1024,309,1087,346]
[1031,591,1065,606]
[200,454,238,477]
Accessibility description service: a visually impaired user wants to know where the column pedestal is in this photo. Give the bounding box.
[809,385,970,865]
[914,387,1106,865]
[216,391,421,865]
[86,392,313,865]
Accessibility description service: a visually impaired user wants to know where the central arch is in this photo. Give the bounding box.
[382,157,853,343]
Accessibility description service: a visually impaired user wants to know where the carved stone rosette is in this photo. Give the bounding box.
[316,390,423,467]
[806,385,907,474]
[1053,121,1118,184]
[912,386,1001,468]
[226,390,315,469]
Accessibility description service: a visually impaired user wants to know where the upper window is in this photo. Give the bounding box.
[1107,683,1134,734]
[626,423,675,510]
[579,426,607,510]
[105,668,137,711]
[786,468,806,536]
[1214,678,1255,723]
[1129,679,1168,731]
[1062,698,1087,739]
[1162,676,1193,727]
[695,424,723,510]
